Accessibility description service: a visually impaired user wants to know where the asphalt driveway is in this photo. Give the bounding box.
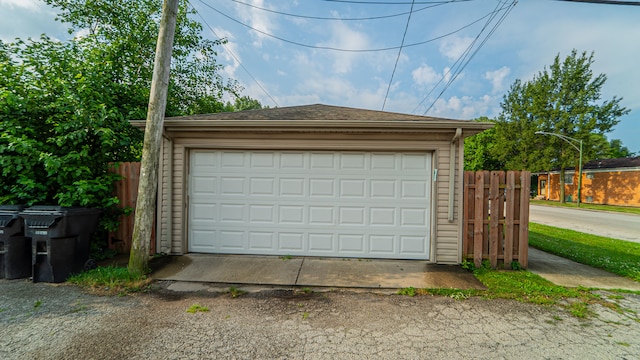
[1,280,639,359]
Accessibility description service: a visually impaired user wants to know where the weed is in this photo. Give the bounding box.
[33,300,42,309]
[186,304,209,313]
[302,312,309,320]
[299,287,313,294]
[449,291,470,301]
[69,301,88,314]
[461,260,475,271]
[397,287,417,297]
[568,302,594,318]
[607,294,625,300]
[228,286,247,298]
[0,308,6,313]
[280,255,292,261]
[67,266,152,295]
[616,342,630,347]
[510,261,522,271]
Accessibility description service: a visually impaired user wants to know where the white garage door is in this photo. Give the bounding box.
[188,150,432,260]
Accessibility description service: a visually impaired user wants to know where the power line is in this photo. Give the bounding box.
[411,0,515,113]
[196,0,504,52]
[414,0,516,115]
[382,0,416,111]
[187,0,279,107]
[555,0,640,5]
[422,0,516,115]
[228,0,451,21]
[321,0,471,4]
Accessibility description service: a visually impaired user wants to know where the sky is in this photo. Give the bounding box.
[1,0,639,154]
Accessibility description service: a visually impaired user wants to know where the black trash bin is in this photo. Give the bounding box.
[0,205,31,279]
[20,206,102,283]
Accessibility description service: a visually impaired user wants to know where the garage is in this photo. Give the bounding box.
[188,150,432,259]
[136,104,492,265]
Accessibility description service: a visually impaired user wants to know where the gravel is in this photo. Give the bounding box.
[1,280,639,359]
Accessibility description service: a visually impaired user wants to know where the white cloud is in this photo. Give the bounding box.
[429,94,497,120]
[484,66,511,94]
[0,0,40,10]
[316,22,372,74]
[439,36,473,61]
[235,0,276,47]
[412,64,438,86]
[412,64,454,87]
[213,27,241,80]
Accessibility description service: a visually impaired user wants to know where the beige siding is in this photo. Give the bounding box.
[163,131,465,263]
[433,140,461,264]
[158,137,171,254]
[170,145,185,254]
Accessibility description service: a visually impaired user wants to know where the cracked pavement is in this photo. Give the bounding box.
[1,281,639,359]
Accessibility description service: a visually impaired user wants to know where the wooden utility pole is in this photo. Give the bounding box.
[128,0,180,275]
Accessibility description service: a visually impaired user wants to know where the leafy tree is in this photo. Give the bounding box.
[603,138,635,158]
[493,50,629,202]
[1,1,258,258]
[0,37,141,207]
[463,117,504,171]
[45,0,242,117]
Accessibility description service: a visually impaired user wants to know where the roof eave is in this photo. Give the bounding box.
[130,119,494,135]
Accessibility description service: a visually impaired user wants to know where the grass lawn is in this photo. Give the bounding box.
[529,222,640,282]
[530,199,640,215]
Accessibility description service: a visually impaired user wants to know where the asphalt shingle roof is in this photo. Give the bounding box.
[165,104,463,122]
[581,156,640,170]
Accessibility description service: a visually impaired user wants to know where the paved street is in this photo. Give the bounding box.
[529,204,640,242]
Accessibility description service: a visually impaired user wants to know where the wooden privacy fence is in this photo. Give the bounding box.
[463,171,531,269]
[108,162,155,254]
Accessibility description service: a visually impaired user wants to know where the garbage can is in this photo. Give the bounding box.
[0,205,31,279]
[20,206,102,283]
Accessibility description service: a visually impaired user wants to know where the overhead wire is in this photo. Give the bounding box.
[413,0,517,115]
[229,0,450,21]
[423,0,516,114]
[413,0,506,114]
[187,0,280,107]
[196,0,508,52]
[382,0,416,110]
[320,0,471,4]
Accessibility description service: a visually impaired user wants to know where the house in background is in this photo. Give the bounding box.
[537,156,640,207]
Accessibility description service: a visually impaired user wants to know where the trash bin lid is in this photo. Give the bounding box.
[0,205,26,213]
[21,205,65,215]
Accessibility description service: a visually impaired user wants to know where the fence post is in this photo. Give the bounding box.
[519,171,531,268]
[473,172,485,268]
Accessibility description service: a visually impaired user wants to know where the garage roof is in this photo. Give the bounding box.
[131,104,493,134]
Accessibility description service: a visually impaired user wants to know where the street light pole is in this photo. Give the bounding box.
[535,131,583,207]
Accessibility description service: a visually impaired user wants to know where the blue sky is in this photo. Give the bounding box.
[1,0,639,153]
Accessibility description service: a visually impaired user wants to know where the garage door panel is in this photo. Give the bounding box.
[339,207,365,225]
[308,233,334,252]
[309,206,334,225]
[189,150,431,259]
[370,208,396,226]
[400,236,427,255]
[279,178,305,196]
[370,235,395,254]
[339,234,365,253]
[219,231,245,249]
[279,233,305,251]
[248,232,274,250]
